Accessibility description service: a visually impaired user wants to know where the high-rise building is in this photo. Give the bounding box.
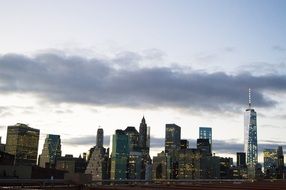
[152,151,172,180]
[139,116,148,153]
[124,126,140,152]
[197,138,211,157]
[178,148,200,179]
[277,146,284,179]
[237,152,246,168]
[244,89,258,167]
[263,149,278,178]
[180,139,189,150]
[110,130,129,180]
[165,124,181,153]
[38,134,61,168]
[138,117,151,180]
[96,128,104,148]
[199,127,212,147]
[85,147,109,181]
[5,123,40,165]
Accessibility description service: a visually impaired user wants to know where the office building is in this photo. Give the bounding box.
[85,146,109,180]
[244,89,258,167]
[96,128,104,148]
[152,151,172,180]
[263,149,278,179]
[197,138,211,157]
[5,123,40,165]
[139,116,148,153]
[56,154,86,173]
[180,139,189,150]
[124,126,140,152]
[165,124,181,153]
[199,127,212,152]
[277,146,284,179]
[110,130,129,180]
[178,148,200,179]
[38,134,61,168]
[219,157,233,179]
[237,152,246,168]
[128,151,142,179]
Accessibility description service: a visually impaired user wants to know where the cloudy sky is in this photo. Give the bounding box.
[0,0,286,162]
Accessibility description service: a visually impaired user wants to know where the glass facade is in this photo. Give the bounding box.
[5,123,40,165]
[110,130,129,180]
[165,124,181,153]
[199,127,212,153]
[38,134,61,168]
[244,108,257,166]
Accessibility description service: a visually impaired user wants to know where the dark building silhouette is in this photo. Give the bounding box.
[180,140,189,150]
[277,146,284,179]
[5,123,39,165]
[0,151,15,165]
[237,152,246,168]
[197,138,211,157]
[138,117,151,180]
[55,154,86,174]
[220,157,233,179]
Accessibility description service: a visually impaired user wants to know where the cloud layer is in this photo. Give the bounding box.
[63,135,286,156]
[0,52,285,112]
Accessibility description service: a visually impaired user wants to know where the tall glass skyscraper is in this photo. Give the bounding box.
[5,123,40,165]
[244,89,258,167]
[165,124,181,153]
[199,127,212,153]
[38,134,61,168]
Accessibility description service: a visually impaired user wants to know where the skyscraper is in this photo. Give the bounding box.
[277,146,284,179]
[244,89,258,167]
[110,130,129,180]
[124,126,140,152]
[139,116,148,153]
[96,128,104,148]
[199,127,212,153]
[197,138,211,156]
[38,134,61,168]
[263,149,278,178]
[138,116,152,180]
[236,152,246,168]
[165,124,181,153]
[5,123,40,165]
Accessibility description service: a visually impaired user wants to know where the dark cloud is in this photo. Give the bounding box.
[273,45,286,52]
[63,135,110,147]
[0,52,285,112]
[151,138,286,155]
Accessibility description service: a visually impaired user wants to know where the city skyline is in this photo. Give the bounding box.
[0,0,286,163]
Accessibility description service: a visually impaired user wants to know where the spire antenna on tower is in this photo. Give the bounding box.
[248,88,252,108]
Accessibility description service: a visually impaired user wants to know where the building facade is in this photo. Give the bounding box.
[199,127,212,152]
[38,134,61,168]
[165,124,181,153]
[244,89,258,167]
[96,128,104,148]
[110,130,129,180]
[5,123,40,165]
